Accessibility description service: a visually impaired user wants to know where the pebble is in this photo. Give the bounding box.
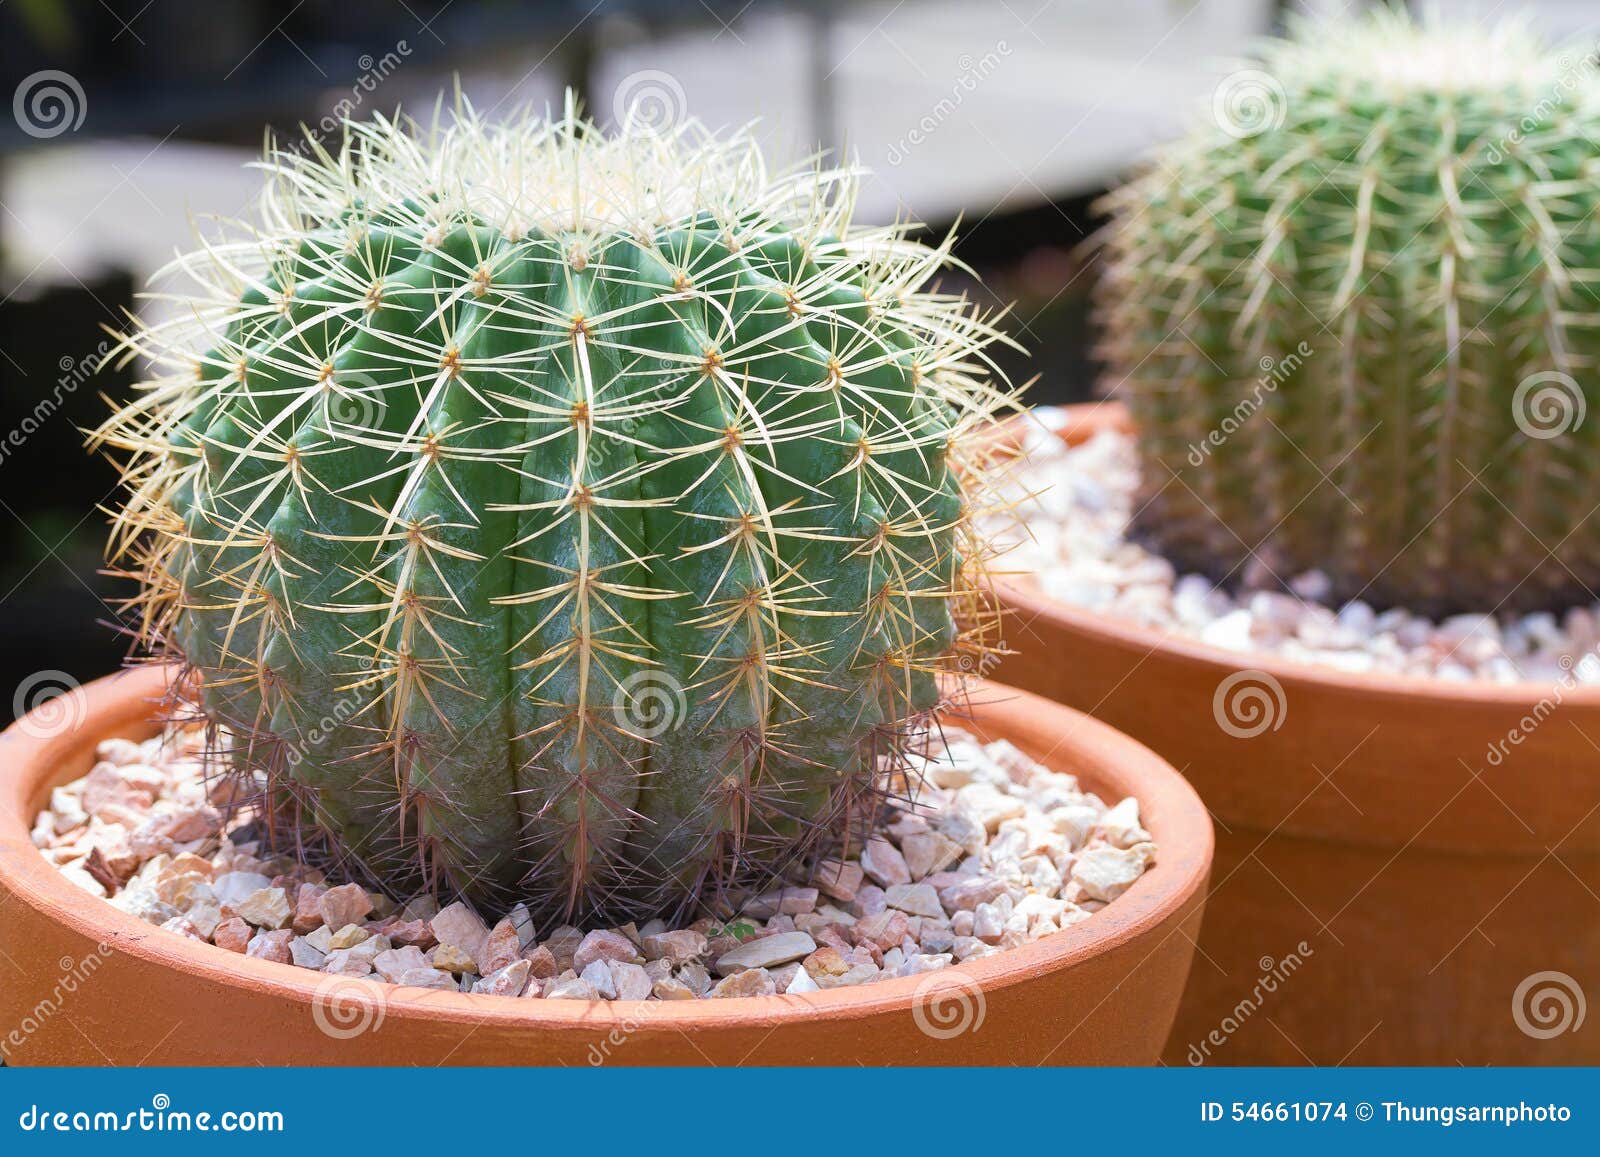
[399,967,457,991]
[430,902,490,964]
[884,883,945,919]
[327,924,371,950]
[1071,844,1157,902]
[819,962,880,988]
[855,910,911,952]
[290,937,328,970]
[710,969,777,998]
[522,945,559,979]
[784,964,820,994]
[1095,798,1150,849]
[850,884,887,918]
[214,916,252,953]
[318,882,373,931]
[814,859,864,902]
[325,934,388,974]
[188,902,223,939]
[478,919,523,974]
[973,903,1005,943]
[371,945,425,981]
[1000,413,1600,683]
[245,929,293,963]
[508,903,536,947]
[713,931,818,975]
[956,783,1026,832]
[1049,804,1100,848]
[779,886,818,915]
[859,838,911,888]
[938,875,1006,912]
[544,977,600,1000]
[580,959,617,998]
[472,959,532,997]
[901,830,962,880]
[386,919,437,949]
[40,716,1155,1004]
[677,961,712,995]
[431,943,477,973]
[213,871,272,907]
[572,929,640,972]
[292,884,327,934]
[641,929,706,964]
[609,961,653,1001]
[159,915,201,941]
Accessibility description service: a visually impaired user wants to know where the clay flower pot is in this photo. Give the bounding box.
[0,665,1210,1066]
[992,402,1600,1065]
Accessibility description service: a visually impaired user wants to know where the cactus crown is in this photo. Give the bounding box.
[1098,9,1600,616]
[97,96,1013,921]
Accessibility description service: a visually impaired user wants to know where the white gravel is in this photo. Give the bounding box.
[33,717,1156,1001]
[997,408,1600,685]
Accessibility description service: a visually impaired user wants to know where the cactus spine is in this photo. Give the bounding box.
[99,98,1012,920]
[1098,10,1600,615]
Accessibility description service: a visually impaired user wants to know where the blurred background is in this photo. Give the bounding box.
[0,0,1595,718]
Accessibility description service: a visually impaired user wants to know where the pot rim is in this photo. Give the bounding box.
[0,664,1212,1033]
[995,399,1600,708]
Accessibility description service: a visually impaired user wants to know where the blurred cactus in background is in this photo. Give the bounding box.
[1098,8,1600,615]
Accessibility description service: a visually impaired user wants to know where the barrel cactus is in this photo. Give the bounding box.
[1098,9,1600,616]
[98,98,1012,921]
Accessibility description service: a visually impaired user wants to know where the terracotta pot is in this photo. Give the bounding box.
[0,665,1210,1066]
[992,401,1600,1065]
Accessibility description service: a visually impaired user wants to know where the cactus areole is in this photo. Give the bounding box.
[98,99,1013,921]
[1099,12,1600,616]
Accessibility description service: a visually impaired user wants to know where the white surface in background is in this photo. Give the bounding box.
[1,0,1274,298]
[4,0,1595,297]
[595,0,1277,223]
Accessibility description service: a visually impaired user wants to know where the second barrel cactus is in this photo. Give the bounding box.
[1098,10,1600,615]
[99,99,1012,920]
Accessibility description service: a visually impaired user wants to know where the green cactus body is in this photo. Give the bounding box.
[1098,11,1600,615]
[100,102,1010,919]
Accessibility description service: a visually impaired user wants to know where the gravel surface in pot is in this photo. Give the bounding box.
[33,717,1157,1001]
[999,408,1600,684]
